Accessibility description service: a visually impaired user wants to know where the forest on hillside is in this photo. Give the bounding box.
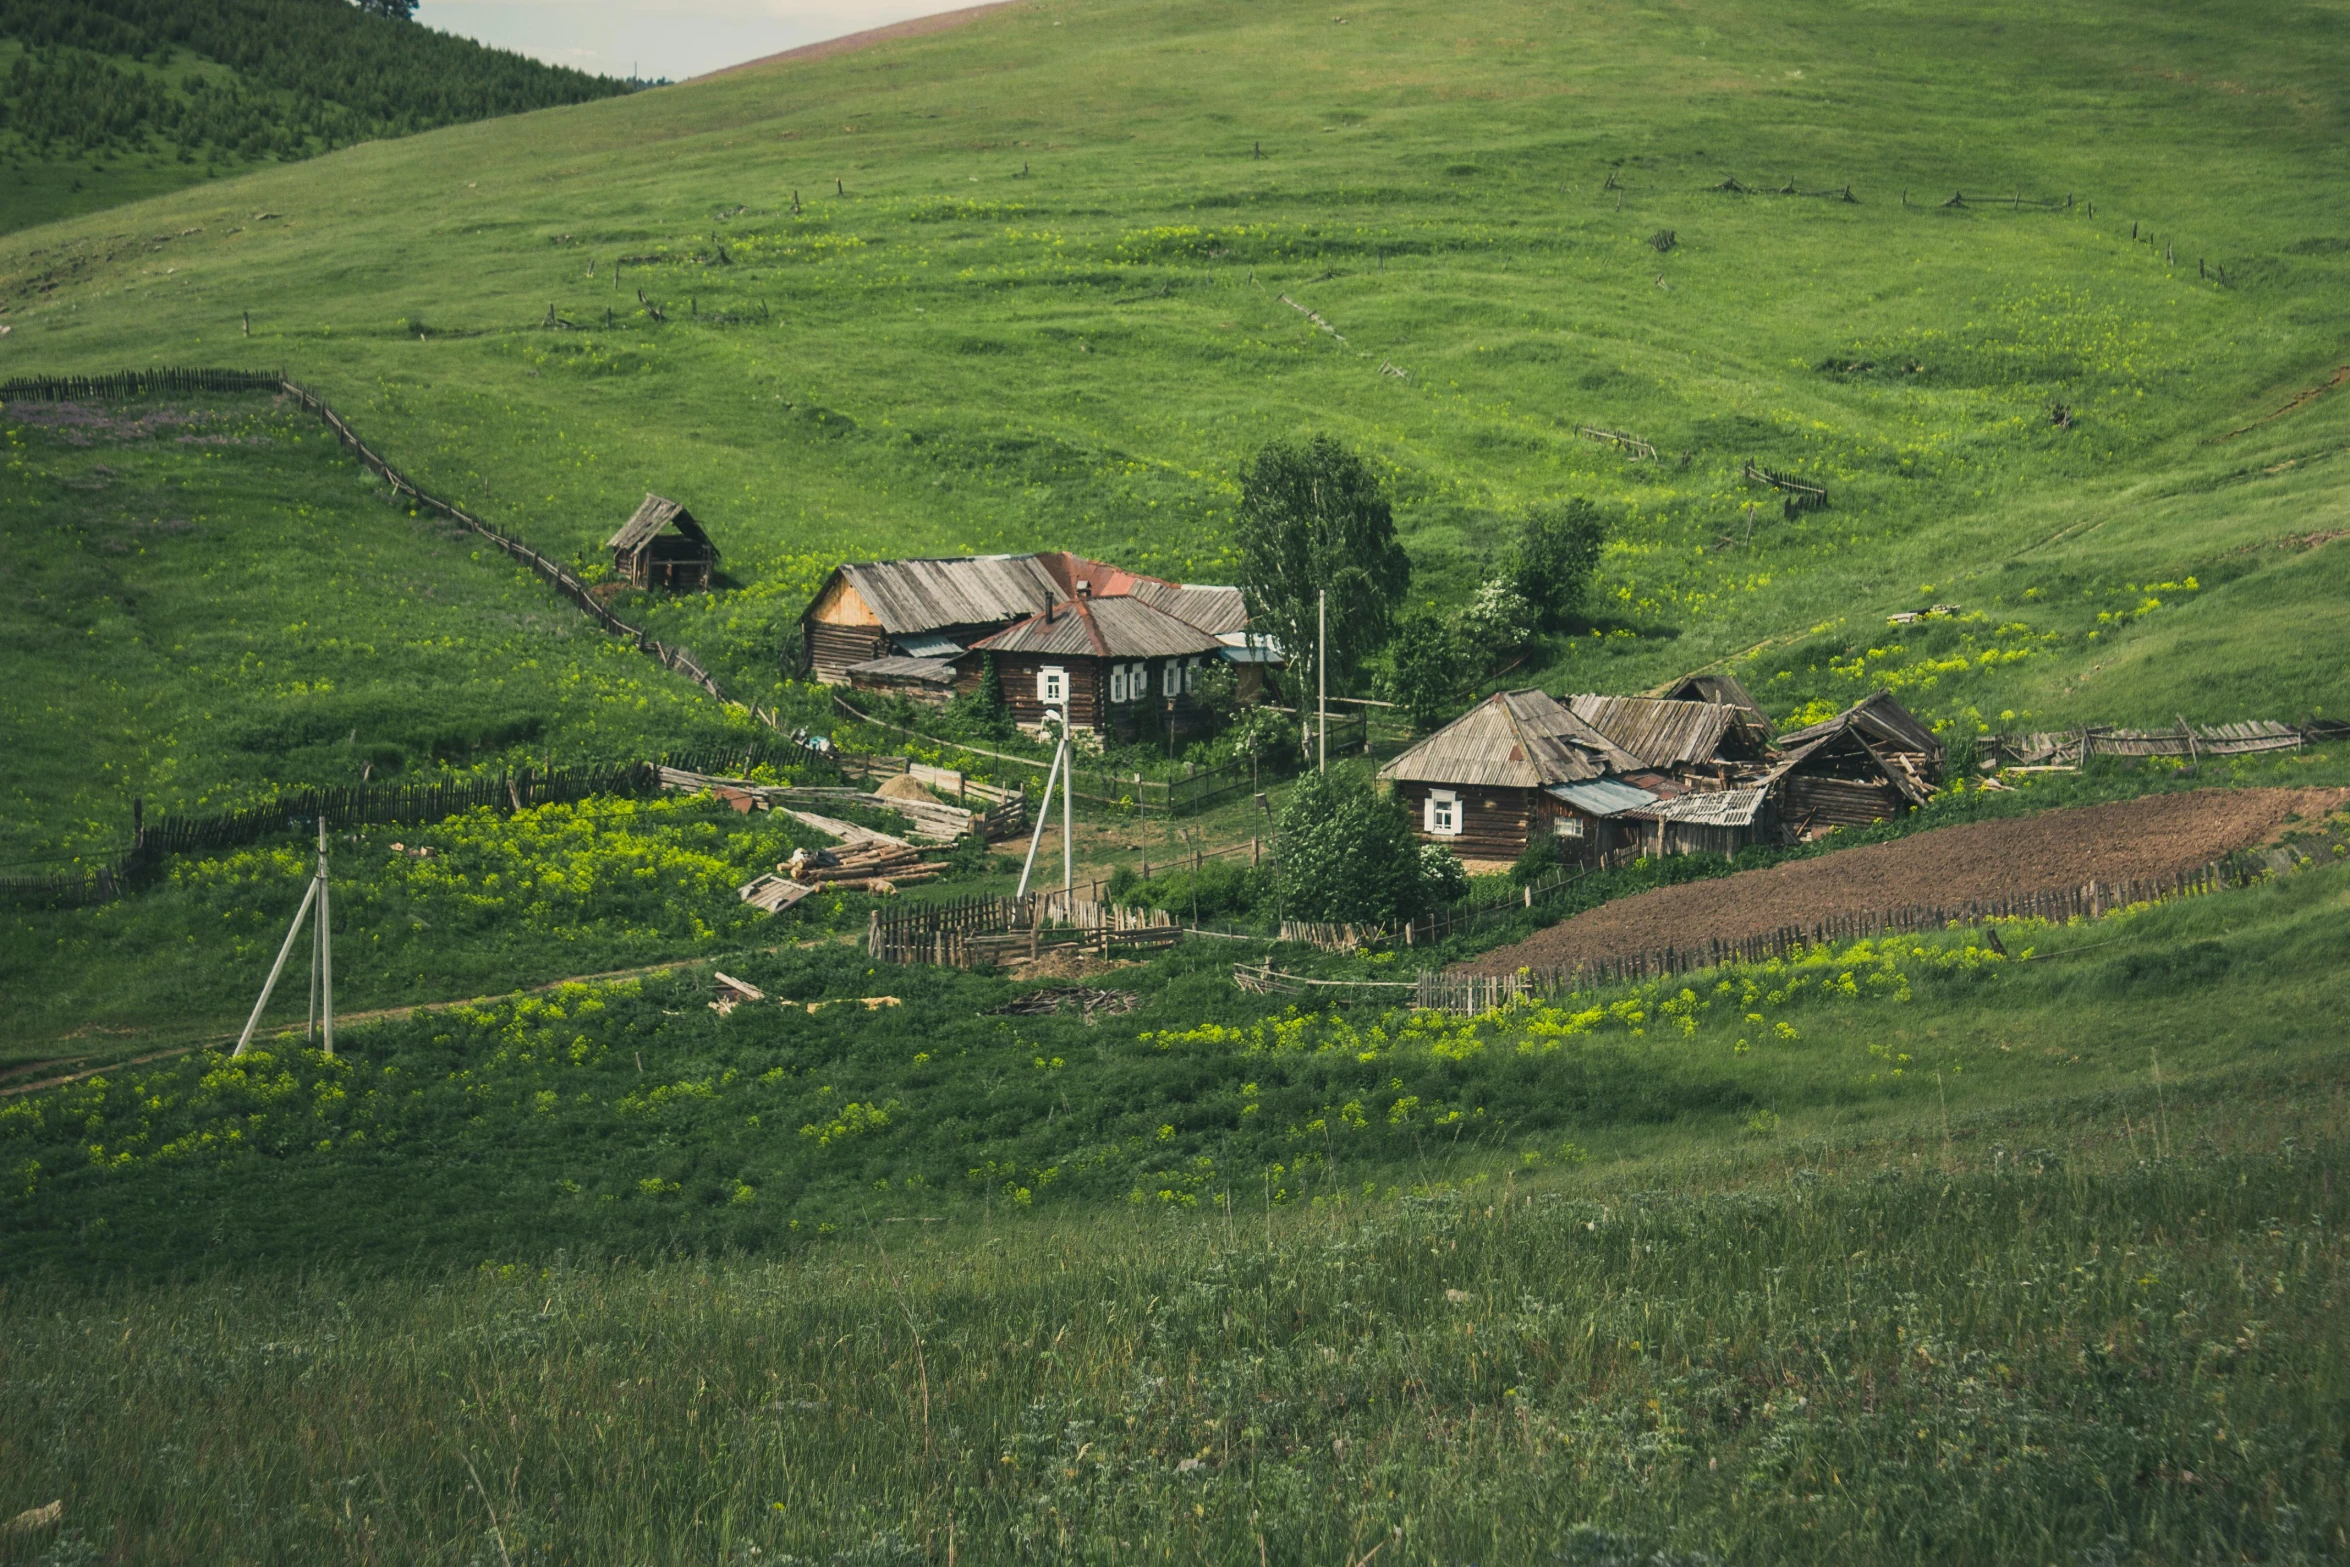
[0,0,627,166]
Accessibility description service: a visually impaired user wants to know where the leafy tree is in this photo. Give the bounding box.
[354,0,415,18]
[1418,841,1470,903]
[1509,497,1609,631]
[1274,767,1436,925]
[1233,436,1411,737]
[1459,577,1537,653]
[1378,608,1467,731]
[1509,834,1559,887]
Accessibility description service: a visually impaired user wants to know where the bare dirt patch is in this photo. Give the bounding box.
[1465,788,2346,975]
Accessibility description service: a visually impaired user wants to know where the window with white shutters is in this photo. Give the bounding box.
[1163,659,1180,695]
[1425,790,1460,836]
[1110,666,1128,704]
[1184,656,1201,693]
[1038,666,1065,706]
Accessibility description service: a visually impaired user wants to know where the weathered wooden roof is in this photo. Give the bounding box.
[825,552,1251,641]
[1378,690,1643,789]
[838,555,1062,636]
[1566,695,1737,769]
[845,656,961,686]
[607,494,715,554]
[1663,671,1769,726]
[1630,785,1771,827]
[969,595,1223,659]
[1124,579,1251,636]
[1776,690,1942,759]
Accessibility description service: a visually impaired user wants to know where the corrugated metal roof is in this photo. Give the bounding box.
[607,494,714,554]
[1566,695,1736,769]
[970,595,1223,659]
[840,555,1061,636]
[1545,779,1660,817]
[1378,690,1644,788]
[1125,579,1251,635]
[846,656,961,685]
[1630,786,1770,826]
[891,632,967,659]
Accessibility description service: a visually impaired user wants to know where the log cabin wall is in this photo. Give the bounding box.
[1778,774,1902,829]
[1398,781,1547,858]
[955,654,1215,740]
[807,621,891,683]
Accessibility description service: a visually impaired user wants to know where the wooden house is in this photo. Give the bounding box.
[799,551,1248,686]
[1377,690,1650,864]
[1765,691,1943,831]
[956,588,1225,742]
[607,494,717,591]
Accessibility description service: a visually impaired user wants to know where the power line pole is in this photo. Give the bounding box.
[236,819,333,1058]
[1317,589,1328,773]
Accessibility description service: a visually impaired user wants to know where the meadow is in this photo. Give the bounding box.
[4,1,2350,1556]
[0,0,2344,755]
[4,858,2349,1561]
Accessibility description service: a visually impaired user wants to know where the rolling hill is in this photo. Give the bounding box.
[0,0,2345,768]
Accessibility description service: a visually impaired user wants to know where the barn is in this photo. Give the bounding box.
[606,494,717,591]
[1377,690,1649,865]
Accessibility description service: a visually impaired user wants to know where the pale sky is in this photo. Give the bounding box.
[421,0,978,82]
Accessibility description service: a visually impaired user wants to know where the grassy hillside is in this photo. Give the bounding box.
[5,860,2348,1559]
[2,0,2346,749]
[0,0,627,232]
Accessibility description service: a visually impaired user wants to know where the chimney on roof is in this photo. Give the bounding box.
[1075,579,1091,598]
[1043,588,1055,623]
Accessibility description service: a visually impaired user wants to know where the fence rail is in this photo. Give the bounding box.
[1458,860,2246,1006]
[2,366,834,764]
[868,892,1178,968]
[1984,720,2313,768]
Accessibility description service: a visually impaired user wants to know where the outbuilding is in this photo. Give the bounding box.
[606,494,717,591]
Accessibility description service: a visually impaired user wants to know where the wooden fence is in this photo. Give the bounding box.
[1486,860,2243,1002]
[868,892,1179,969]
[1,367,832,763]
[1985,720,2311,768]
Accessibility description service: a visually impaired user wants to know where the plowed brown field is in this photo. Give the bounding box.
[1465,787,2346,975]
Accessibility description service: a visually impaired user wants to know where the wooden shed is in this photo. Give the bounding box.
[607,494,717,591]
[1376,690,1649,865]
[1765,691,1943,832]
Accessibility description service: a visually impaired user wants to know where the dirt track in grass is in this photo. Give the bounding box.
[1462,788,2347,975]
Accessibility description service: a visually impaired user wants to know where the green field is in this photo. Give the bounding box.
[6,858,2350,1560]
[4,0,2350,1557]
[6,0,2348,742]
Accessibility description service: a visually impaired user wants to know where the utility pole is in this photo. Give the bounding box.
[1317,589,1328,772]
[236,819,333,1058]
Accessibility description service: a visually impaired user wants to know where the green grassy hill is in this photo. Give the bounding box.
[3,0,2346,750]
[0,0,627,232]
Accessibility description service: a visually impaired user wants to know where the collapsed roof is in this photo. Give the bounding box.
[1378,690,1644,790]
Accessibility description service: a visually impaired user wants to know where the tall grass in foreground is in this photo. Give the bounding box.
[3,1075,2341,1565]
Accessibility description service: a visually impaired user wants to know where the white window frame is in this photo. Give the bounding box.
[1161,658,1180,696]
[1554,815,1586,839]
[1425,789,1461,837]
[1110,665,1129,704]
[1183,656,1202,694]
[1037,665,1066,705]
